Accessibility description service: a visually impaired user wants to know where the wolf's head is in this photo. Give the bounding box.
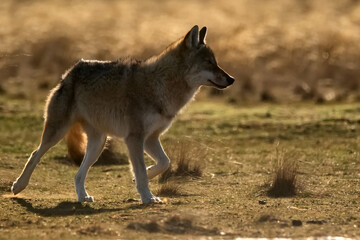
[181,25,235,89]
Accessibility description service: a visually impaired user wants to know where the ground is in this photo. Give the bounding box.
[0,96,359,239]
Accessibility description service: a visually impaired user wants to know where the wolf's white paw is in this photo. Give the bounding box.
[84,196,94,202]
[78,195,94,202]
[141,195,162,205]
[11,178,28,195]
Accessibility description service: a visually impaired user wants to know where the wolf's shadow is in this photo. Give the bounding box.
[12,197,123,217]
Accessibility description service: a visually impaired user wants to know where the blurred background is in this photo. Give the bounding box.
[1,0,360,103]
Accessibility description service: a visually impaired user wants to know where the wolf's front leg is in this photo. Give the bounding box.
[144,135,170,180]
[125,134,161,204]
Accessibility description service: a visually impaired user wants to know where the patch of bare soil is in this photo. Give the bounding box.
[77,224,120,237]
[127,215,220,235]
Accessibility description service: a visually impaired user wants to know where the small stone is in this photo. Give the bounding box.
[292,220,302,226]
[258,200,267,205]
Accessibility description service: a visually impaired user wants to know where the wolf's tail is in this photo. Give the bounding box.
[65,122,87,165]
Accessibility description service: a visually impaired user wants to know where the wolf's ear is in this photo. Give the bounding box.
[199,27,207,45]
[184,25,199,49]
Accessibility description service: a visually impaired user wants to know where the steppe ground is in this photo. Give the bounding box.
[1,0,360,239]
[0,95,359,239]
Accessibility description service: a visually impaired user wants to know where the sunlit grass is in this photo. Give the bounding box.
[0,98,359,239]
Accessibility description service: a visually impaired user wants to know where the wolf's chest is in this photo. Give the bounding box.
[143,112,173,138]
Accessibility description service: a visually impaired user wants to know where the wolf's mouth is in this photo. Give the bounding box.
[208,80,226,89]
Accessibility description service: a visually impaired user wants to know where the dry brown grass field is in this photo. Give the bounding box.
[0,0,360,239]
[1,0,360,102]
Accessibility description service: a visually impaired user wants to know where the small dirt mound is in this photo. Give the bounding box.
[127,215,219,235]
[77,224,119,236]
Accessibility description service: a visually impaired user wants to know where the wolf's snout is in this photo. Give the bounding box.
[226,76,235,85]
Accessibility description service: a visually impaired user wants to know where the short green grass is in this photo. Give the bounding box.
[0,96,359,239]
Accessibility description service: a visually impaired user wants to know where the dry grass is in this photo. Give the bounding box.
[173,146,203,177]
[155,182,182,197]
[1,0,360,102]
[158,167,175,184]
[159,140,205,183]
[1,100,360,238]
[267,146,299,197]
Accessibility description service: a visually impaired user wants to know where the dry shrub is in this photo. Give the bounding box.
[155,182,182,197]
[267,146,299,197]
[159,139,206,183]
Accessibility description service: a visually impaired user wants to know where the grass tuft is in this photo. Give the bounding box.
[156,182,182,197]
[159,139,205,183]
[267,146,299,197]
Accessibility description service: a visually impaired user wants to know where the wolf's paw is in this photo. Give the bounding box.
[84,196,94,202]
[141,195,162,205]
[77,195,94,202]
[11,178,28,195]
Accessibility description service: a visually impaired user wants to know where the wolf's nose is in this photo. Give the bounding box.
[227,76,235,85]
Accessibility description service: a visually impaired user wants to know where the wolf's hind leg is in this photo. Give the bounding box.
[75,126,106,202]
[12,82,74,195]
[12,121,70,195]
[144,135,170,180]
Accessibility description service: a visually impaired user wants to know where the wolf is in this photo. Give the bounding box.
[11,25,235,204]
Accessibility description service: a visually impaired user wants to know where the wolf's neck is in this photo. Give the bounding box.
[143,51,199,118]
